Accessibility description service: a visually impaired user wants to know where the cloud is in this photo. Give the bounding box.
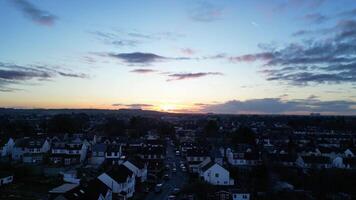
[167,72,223,81]
[106,52,197,65]
[303,13,328,24]
[337,8,356,18]
[189,2,223,22]
[108,52,166,64]
[181,48,196,55]
[10,0,56,26]
[112,103,153,109]
[232,19,356,85]
[130,69,157,74]
[199,98,356,115]
[229,52,274,62]
[274,0,325,12]
[90,31,140,47]
[0,62,88,92]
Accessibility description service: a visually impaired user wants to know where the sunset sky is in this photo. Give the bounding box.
[1,0,356,115]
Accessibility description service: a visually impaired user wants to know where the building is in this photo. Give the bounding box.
[199,162,234,186]
[98,165,135,199]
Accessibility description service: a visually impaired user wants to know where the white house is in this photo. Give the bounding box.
[22,138,51,164]
[200,162,234,186]
[98,165,135,199]
[123,159,148,182]
[0,138,15,157]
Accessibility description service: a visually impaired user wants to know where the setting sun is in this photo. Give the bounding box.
[159,104,176,112]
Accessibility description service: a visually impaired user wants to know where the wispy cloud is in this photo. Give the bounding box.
[189,1,224,22]
[0,62,88,92]
[90,31,140,47]
[302,13,328,24]
[232,19,356,85]
[274,0,325,12]
[167,72,223,81]
[10,0,57,26]
[181,48,196,55]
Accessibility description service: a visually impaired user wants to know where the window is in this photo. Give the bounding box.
[215,173,219,177]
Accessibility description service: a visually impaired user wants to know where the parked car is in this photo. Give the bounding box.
[155,183,163,193]
[164,174,170,180]
[172,168,177,173]
[173,187,180,194]
[168,195,177,200]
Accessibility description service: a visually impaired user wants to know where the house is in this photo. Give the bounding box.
[210,190,231,200]
[90,143,107,165]
[230,189,250,200]
[98,165,135,199]
[105,144,122,165]
[53,178,112,200]
[0,172,13,186]
[138,146,165,160]
[0,137,15,157]
[226,147,261,167]
[211,149,224,166]
[22,138,50,164]
[50,139,89,166]
[123,158,148,182]
[186,148,210,172]
[199,162,234,186]
[300,155,331,169]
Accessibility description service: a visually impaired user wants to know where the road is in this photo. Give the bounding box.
[145,140,188,200]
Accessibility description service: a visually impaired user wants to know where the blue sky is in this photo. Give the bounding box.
[0,0,356,115]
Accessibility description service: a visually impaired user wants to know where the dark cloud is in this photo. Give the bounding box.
[233,19,356,85]
[112,103,153,109]
[167,72,223,81]
[200,98,356,115]
[189,2,223,22]
[10,0,56,26]
[0,62,88,92]
[108,52,166,64]
[130,69,157,74]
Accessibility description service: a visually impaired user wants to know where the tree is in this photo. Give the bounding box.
[231,126,256,145]
[204,120,219,136]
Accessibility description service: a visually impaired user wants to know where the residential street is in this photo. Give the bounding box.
[145,140,188,200]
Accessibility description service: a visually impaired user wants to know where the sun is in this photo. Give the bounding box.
[160,104,176,112]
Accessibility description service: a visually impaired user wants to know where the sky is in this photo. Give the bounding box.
[0,0,356,115]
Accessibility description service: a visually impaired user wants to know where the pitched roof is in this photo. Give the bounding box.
[62,178,110,200]
[106,165,133,183]
[201,161,216,172]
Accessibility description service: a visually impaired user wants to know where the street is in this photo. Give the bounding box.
[145,140,188,200]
